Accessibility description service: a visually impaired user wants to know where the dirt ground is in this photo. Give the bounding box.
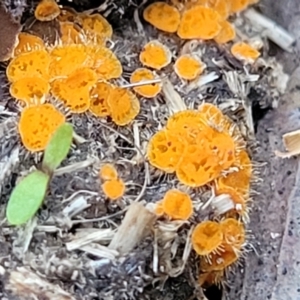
[1,0,300,300]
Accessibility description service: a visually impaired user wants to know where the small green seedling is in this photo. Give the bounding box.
[6,170,50,225]
[42,122,73,174]
[6,122,74,226]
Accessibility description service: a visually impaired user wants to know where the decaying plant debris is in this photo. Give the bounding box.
[0,0,295,299]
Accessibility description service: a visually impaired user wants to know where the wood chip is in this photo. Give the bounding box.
[275,129,300,158]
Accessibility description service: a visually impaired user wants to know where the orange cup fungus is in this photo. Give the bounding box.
[107,86,140,126]
[59,22,82,45]
[139,40,172,70]
[51,67,97,113]
[220,218,245,250]
[192,221,223,256]
[174,54,205,80]
[34,0,61,22]
[130,68,161,98]
[143,2,181,33]
[148,104,244,188]
[13,32,45,57]
[102,179,125,200]
[177,5,221,40]
[214,20,236,44]
[99,163,118,181]
[89,81,112,117]
[18,103,65,152]
[6,50,50,82]
[231,42,260,64]
[161,189,193,220]
[229,0,249,13]
[10,77,50,104]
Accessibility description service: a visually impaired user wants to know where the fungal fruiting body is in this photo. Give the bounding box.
[130,68,161,98]
[139,40,172,70]
[18,103,65,152]
[231,42,260,64]
[177,6,221,40]
[174,54,205,80]
[13,33,45,56]
[161,189,193,220]
[99,163,118,181]
[143,2,181,33]
[148,104,243,188]
[214,20,236,44]
[35,0,61,22]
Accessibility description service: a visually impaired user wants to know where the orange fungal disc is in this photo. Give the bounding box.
[174,54,205,80]
[51,67,97,113]
[154,201,164,217]
[209,0,230,20]
[199,270,224,287]
[192,221,223,256]
[34,0,60,22]
[147,129,185,173]
[49,44,88,78]
[18,103,65,152]
[177,5,221,40]
[214,20,236,44]
[102,178,125,200]
[107,86,140,126]
[143,2,181,33]
[13,32,45,56]
[6,49,50,82]
[58,7,78,23]
[130,68,161,98]
[80,13,113,40]
[99,163,118,181]
[85,45,123,80]
[139,40,172,70]
[220,218,245,250]
[176,143,221,187]
[89,81,112,117]
[166,110,207,144]
[10,77,49,104]
[231,42,260,64]
[162,189,193,220]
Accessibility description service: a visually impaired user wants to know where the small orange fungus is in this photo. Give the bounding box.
[49,44,87,78]
[192,221,223,255]
[100,163,118,181]
[102,178,125,200]
[209,0,230,20]
[80,13,113,40]
[10,77,49,104]
[85,45,123,80]
[51,67,97,113]
[6,50,50,82]
[107,86,140,126]
[89,81,112,117]
[139,40,172,70]
[130,68,161,98]
[147,129,185,173]
[34,0,60,22]
[231,42,260,64]
[143,2,181,33]
[161,189,193,220]
[214,20,236,44]
[18,103,65,152]
[59,22,82,44]
[177,5,221,40]
[174,54,205,80]
[220,218,245,250]
[199,270,224,287]
[13,32,45,56]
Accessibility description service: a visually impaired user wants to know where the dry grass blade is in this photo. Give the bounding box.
[108,202,156,255]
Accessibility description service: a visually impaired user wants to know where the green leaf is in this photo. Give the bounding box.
[42,123,73,173]
[6,170,50,225]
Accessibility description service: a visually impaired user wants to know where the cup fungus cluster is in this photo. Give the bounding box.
[99,163,126,200]
[143,0,261,63]
[148,103,253,286]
